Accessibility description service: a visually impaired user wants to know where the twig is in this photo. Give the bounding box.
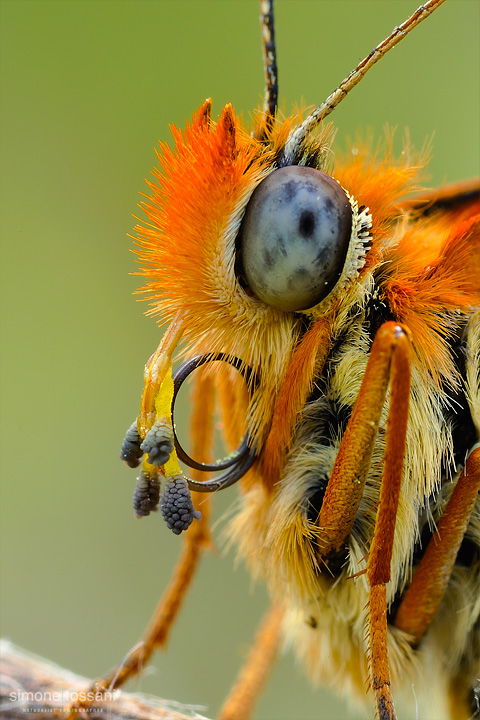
[0,640,211,720]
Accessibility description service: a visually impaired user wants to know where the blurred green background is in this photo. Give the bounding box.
[1,1,478,719]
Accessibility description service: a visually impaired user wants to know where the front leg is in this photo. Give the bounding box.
[66,369,214,719]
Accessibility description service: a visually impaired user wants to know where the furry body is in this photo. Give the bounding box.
[136,105,480,718]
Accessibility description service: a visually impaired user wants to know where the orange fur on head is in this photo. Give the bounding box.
[333,135,427,270]
[133,102,346,447]
[133,104,309,444]
[134,103,261,324]
[133,111,464,458]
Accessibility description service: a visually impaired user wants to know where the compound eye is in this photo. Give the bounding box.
[238,166,352,311]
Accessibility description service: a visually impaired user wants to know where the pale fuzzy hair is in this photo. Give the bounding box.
[465,309,480,436]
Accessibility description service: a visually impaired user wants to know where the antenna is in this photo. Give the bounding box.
[280,0,447,165]
[259,0,278,130]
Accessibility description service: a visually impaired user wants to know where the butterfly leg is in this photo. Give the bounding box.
[317,322,410,560]
[66,372,214,718]
[317,321,411,719]
[218,604,283,720]
[393,445,480,642]
[365,327,411,720]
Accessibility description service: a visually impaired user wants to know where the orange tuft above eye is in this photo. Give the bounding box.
[237,166,352,311]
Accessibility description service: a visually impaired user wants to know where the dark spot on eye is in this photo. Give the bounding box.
[324,197,334,213]
[262,247,275,270]
[314,246,329,267]
[281,180,297,203]
[299,209,315,239]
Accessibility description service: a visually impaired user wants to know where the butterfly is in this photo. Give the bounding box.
[69,2,479,719]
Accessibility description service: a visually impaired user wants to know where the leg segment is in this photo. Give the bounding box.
[317,322,411,718]
[394,446,480,644]
[67,371,214,718]
[218,604,283,720]
[366,327,411,719]
[318,322,410,561]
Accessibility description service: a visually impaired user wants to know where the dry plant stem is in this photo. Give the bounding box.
[0,640,212,720]
[282,0,446,164]
[394,447,480,644]
[217,604,283,720]
[65,516,208,718]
